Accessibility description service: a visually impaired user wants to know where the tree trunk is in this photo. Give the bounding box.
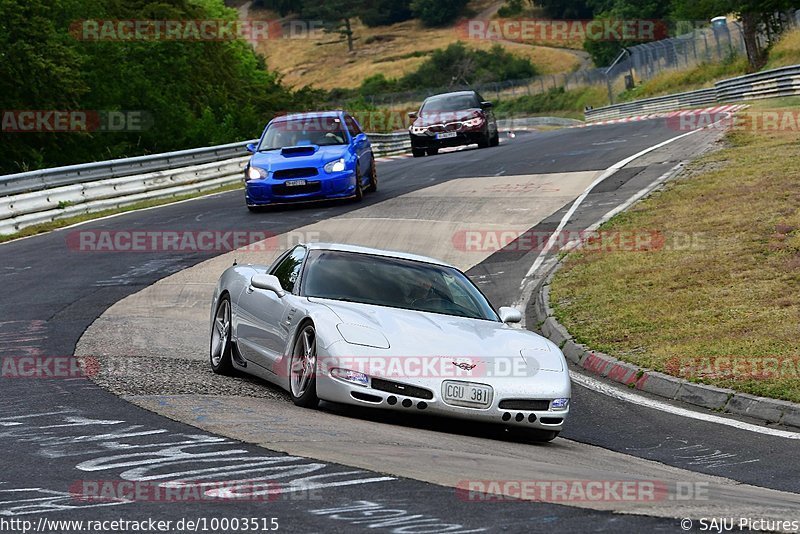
[344,17,353,52]
[740,11,765,71]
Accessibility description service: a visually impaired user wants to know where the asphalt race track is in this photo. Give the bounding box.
[2,116,799,533]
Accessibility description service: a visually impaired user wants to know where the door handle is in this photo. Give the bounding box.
[246,286,254,294]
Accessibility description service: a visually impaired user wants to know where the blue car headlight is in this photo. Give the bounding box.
[246,166,267,181]
[551,398,570,411]
[324,158,346,173]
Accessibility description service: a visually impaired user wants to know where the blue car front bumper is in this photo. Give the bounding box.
[245,169,357,206]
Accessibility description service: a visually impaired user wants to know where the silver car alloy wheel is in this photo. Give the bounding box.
[210,299,230,367]
[291,325,317,398]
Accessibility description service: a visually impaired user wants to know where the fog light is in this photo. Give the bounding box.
[331,368,369,387]
[551,398,569,411]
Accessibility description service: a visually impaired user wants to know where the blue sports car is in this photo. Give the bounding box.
[244,111,377,210]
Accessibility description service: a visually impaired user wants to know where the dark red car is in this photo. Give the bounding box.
[408,90,499,157]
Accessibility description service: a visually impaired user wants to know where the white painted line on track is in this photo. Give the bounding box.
[518,126,708,286]
[571,373,800,439]
[587,161,686,232]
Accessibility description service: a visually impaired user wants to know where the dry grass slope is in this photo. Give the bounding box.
[250,3,581,90]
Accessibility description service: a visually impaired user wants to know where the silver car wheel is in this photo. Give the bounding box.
[210,299,230,367]
[291,325,317,398]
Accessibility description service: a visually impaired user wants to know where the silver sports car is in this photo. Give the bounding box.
[209,243,570,441]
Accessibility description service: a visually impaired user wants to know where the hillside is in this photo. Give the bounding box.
[248,1,583,90]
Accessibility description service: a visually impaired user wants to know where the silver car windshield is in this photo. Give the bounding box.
[301,250,500,321]
[258,116,348,150]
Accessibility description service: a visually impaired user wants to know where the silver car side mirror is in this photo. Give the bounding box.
[251,274,285,298]
[498,306,522,324]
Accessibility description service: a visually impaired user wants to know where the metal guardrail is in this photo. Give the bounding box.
[585,88,718,121]
[0,131,410,236]
[368,132,411,157]
[0,140,257,198]
[715,64,800,101]
[498,117,583,130]
[0,117,581,236]
[585,63,800,122]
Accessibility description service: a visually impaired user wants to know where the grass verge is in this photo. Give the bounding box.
[618,56,748,102]
[549,99,800,403]
[0,182,243,244]
[494,86,609,119]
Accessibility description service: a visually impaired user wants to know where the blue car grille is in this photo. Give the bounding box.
[272,181,322,196]
[273,168,319,180]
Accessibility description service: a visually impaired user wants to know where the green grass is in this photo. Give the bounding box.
[549,99,800,403]
[0,182,243,244]
[618,56,749,103]
[764,29,800,70]
[494,86,609,119]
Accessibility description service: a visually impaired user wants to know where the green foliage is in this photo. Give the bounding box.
[360,0,413,27]
[360,74,402,97]
[357,42,538,95]
[537,0,593,18]
[618,54,747,102]
[254,0,301,16]
[497,0,526,17]
[0,0,312,174]
[493,86,609,116]
[582,0,674,66]
[410,0,469,27]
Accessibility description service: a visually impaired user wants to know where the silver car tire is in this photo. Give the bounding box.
[290,323,320,408]
[210,296,234,375]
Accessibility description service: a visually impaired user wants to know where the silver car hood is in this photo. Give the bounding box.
[307,297,563,370]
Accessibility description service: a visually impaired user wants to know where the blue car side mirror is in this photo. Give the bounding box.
[246,143,257,153]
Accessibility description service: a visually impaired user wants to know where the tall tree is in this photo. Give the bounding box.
[301,0,362,52]
[671,0,798,70]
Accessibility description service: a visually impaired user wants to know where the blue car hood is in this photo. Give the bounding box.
[249,144,349,172]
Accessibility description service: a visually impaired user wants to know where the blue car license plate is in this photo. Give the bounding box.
[284,179,307,187]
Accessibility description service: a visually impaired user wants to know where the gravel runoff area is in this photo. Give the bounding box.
[85,354,290,400]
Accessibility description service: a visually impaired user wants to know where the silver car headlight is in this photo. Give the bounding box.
[464,117,484,127]
[336,323,390,349]
[324,158,346,173]
[246,166,266,180]
[411,126,427,134]
[551,398,570,411]
[331,368,369,386]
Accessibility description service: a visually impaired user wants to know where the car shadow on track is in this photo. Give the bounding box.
[318,399,559,447]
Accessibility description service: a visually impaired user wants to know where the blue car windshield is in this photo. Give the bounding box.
[301,250,500,321]
[258,116,348,150]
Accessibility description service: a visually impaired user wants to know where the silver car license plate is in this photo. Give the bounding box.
[442,380,493,408]
[436,131,457,140]
[284,179,307,187]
